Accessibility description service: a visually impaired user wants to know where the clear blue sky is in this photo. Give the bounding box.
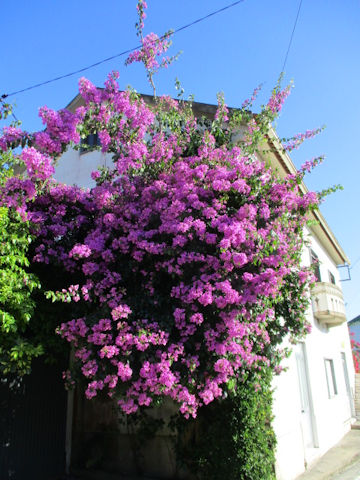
[2,0,360,319]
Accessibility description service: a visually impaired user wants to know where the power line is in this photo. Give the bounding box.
[2,0,245,100]
[3,45,140,98]
[173,0,245,35]
[281,0,303,73]
[350,256,360,271]
[0,96,18,123]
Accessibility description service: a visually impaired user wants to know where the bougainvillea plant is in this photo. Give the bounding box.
[0,1,321,420]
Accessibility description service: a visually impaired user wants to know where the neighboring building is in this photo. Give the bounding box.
[348,315,360,344]
[55,95,355,480]
[348,316,360,415]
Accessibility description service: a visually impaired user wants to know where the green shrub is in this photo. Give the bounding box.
[173,370,276,480]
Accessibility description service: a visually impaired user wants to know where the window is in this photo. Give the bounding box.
[328,270,336,285]
[310,250,321,282]
[324,359,337,398]
[80,133,100,154]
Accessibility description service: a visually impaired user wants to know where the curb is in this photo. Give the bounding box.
[296,430,360,480]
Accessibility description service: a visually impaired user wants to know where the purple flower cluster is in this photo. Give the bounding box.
[0,126,25,151]
[21,147,55,181]
[283,127,324,152]
[267,85,291,114]
[126,32,173,73]
[125,1,178,93]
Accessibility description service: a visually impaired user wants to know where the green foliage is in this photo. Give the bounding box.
[0,122,43,375]
[317,183,344,202]
[173,370,276,480]
[0,205,42,375]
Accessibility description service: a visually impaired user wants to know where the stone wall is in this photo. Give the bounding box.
[70,389,188,479]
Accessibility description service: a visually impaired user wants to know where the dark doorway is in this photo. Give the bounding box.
[0,359,67,480]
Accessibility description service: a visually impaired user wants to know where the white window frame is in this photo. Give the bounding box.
[324,358,337,398]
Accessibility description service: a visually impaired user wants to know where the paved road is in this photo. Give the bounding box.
[331,458,360,480]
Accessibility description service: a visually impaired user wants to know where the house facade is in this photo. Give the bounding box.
[258,129,355,479]
[54,95,355,479]
[272,231,354,479]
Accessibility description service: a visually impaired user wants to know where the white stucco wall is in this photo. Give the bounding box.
[273,230,355,480]
[54,148,111,188]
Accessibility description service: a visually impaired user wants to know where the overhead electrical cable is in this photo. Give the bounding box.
[1,0,245,100]
[350,256,360,270]
[281,0,303,73]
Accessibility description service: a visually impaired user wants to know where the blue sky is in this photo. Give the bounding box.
[2,0,360,319]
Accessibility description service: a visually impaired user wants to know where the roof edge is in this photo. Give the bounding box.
[265,127,349,266]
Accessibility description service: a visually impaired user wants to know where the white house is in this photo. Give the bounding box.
[261,130,355,480]
[56,95,355,480]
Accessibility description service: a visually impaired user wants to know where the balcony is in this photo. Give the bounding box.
[311,282,347,327]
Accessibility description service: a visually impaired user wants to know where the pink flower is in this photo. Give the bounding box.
[21,147,55,180]
[69,244,92,259]
[117,362,133,381]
